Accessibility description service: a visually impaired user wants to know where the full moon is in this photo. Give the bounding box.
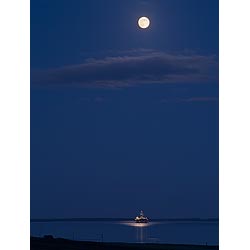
[138,17,150,29]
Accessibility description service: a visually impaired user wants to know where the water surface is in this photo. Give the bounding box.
[31,220,218,245]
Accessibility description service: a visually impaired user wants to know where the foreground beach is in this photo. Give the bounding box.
[31,236,219,250]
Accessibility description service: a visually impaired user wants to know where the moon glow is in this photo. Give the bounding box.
[138,17,150,29]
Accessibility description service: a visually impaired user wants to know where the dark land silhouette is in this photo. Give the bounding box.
[31,236,219,250]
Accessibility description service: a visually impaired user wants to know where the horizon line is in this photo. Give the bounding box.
[31,217,219,222]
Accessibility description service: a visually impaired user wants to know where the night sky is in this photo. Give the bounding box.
[31,0,219,219]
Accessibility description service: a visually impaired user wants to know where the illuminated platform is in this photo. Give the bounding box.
[134,210,149,223]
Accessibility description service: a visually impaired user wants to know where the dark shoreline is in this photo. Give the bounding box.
[31,236,219,250]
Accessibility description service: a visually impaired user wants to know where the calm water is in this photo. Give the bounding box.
[31,221,218,245]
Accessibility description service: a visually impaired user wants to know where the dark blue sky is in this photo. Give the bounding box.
[31,0,218,218]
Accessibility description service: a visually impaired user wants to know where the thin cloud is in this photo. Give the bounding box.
[184,97,219,102]
[32,50,218,88]
[160,96,218,103]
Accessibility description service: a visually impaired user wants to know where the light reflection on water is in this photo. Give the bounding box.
[119,221,159,227]
[118,221,161,243]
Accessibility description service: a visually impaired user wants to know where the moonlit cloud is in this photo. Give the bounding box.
[32,50,218,88]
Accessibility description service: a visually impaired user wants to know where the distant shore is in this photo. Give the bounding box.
[31,236,219,250]
[30,217,219,223]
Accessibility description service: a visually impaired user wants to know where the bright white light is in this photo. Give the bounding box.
[138,17,150,29]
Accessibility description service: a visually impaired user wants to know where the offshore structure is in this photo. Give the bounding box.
[134,210,149,223]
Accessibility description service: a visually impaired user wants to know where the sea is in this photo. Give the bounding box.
[31,220,219,245]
